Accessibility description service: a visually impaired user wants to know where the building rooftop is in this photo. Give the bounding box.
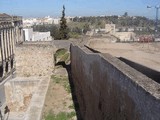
[0,13,11,17]
[0,13,22,22]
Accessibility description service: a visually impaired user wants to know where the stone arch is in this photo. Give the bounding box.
[54,48,68,64]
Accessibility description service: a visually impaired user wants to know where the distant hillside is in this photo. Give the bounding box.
[73,15,155,28]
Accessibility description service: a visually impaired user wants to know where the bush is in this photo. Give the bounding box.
[68,32,80,38]
[45,112,76,120]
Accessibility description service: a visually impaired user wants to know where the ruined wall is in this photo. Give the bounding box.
[15,44,55,77]
[71,44,160,120]
[5,78,38,112]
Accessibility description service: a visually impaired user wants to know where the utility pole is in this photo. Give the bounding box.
[147,5,160,34]
[155,6,160,33]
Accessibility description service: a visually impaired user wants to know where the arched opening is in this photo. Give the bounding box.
[0,65,3,77]
[54,48,69,65]
[11,59,14,69]
[5,62,8,73]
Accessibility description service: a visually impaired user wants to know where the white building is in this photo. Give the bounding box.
[114,32,136,42]
[43,16,54,24]
[53,18,60,24]
[105,24,116,34]
[66,16,74,23]
[105,24,136,42]
[23,18,37,27]
[32,32,51,41]
[23,16,74,26]
[23,28,33,41]
[23,28,52,41]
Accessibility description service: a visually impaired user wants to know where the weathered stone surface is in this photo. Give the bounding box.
[15,44,55,77]
[5,76,50,120]
[4,78,38,112]
[71,44,160,120]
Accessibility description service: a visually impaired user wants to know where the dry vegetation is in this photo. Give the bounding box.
[42,48,76,120]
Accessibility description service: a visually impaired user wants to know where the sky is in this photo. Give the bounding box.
[0,0,159,18]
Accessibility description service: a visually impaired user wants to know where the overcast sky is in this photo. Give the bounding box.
[0,0,159,18]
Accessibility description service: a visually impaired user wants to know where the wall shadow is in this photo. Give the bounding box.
[55,61,82,120]
[0,65,3,78]
[84,45,100,53]
[119,57,160,84]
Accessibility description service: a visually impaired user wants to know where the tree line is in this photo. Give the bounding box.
[33,5,90,40]
[33,10,157,39]
[73,16,155,28]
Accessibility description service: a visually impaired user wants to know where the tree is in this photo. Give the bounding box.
[123,12,128,17]
[83,23,90,34]
[59,5,69,39]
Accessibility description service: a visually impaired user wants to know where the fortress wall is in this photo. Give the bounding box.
[118,57,160,83]
[15,44,54,77]
[71,44,160,120]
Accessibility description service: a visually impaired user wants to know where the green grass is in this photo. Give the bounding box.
[51,75,62,84]
[54,48,71,64]
[55,49,68,59]
[46,75,75,120]
[63,81,71,93]
[68,111,76,118]
[51,75,71,93]
[45,112,76,120]
[59,53,70,62]
[68,104,75,109]
[68,32,80,38]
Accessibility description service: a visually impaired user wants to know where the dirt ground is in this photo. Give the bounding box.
[89,39,160,72]
[42,66,76,120]
[41,38,160,119]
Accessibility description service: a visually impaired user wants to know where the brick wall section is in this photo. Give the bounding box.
[15,44,54,77]
[71,44,160,120]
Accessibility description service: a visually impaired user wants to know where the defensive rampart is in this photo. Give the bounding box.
[71,44,160,120]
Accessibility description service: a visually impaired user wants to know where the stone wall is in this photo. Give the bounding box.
[71,44,160,120]
[118,57,160,84]
[0,82,5,106]
[5,78,38,112]
[15,44,54,77]
[113,32,135,42]
[4,76,50,120]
